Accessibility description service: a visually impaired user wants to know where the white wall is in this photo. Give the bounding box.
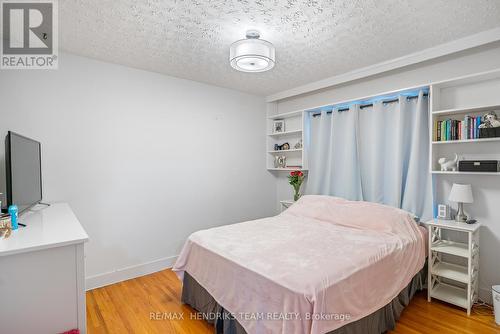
[276,41,500,113]
[273,42,500,301]
[0,52,276,289]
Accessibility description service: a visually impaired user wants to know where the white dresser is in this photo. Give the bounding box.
[0,203,89,334]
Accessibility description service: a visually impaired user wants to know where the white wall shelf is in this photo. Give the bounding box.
[267,168,308,172]
[267,110,303,120]
[266,104,309,172]
[267,149,303,154]
[431,171,500,176]
[432,69,500,89]
[432,104,500,116]
[267,129,302,137]
[432,137,500,145]
[429,70,500,174]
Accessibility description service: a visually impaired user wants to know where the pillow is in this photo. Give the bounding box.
[284,195,417,234]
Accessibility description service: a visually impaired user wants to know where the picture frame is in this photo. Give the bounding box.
[274,155,286,168]
[273,120,285,134]
[280,142,290,150]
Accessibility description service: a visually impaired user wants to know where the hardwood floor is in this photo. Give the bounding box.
[87,269,500,334]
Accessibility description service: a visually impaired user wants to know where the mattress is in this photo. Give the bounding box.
[173,195,426,334]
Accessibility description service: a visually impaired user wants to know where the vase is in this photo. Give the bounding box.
[294,191,301,201]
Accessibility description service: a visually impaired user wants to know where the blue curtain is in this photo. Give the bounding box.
[307,91,432,220]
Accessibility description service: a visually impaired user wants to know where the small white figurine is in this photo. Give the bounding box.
[438,154,458,171]
[294,139,303,149]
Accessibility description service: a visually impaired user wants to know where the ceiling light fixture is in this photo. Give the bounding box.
[229,30,275,73]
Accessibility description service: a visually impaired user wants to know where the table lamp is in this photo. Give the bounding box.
[448,183,473,223]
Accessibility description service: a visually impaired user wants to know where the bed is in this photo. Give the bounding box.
[173,195,427,334]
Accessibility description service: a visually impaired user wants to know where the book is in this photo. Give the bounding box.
[433,120,436,141]
[463,115,469,139]
[473,116,477,139]
[477,117,482,138]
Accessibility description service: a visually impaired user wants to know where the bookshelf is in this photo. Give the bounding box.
[266,107,309,172]
[432,104,500,117]
[431,171,500,176]
[267,148,303,154]
[432,137,500,145]
[429,69,500,174]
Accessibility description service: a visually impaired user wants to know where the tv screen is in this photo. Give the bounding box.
[5,131,42,213]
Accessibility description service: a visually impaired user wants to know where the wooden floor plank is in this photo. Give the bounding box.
[86,269,499,334]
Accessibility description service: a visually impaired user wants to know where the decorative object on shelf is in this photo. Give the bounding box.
[280,142,290,150]
[458,160,499,172]
[448,183,473,223]
[438,154,458,171]
[479,111,500,138]
[437,204,451,219]
[273,120,285,134]
[273,143,289,151]
[288,170,304,201]
[294,139,303,149]
[274,155,286,168]
[229,30,275,73]
[480,126,500,138]
[0,214,12,239]
[479,111,500,128]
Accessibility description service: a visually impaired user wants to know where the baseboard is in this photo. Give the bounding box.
[479,286,493,304]
[85,255,178,290]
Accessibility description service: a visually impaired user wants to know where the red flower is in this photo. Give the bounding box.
[298,171,303,177]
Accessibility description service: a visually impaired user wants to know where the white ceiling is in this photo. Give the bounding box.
[60,0,500,96]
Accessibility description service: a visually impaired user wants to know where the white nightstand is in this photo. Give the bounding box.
[423,219,481,315]
[279,200,294,212]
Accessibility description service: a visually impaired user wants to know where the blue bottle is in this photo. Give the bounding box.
[9,205,18,230]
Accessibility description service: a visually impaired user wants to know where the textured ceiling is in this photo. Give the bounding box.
[60,0,500,96]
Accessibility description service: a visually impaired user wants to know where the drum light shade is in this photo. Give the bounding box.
[449,184,474,203]
[230,30,275,73]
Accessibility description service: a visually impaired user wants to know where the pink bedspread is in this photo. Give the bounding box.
[173,195,426,334]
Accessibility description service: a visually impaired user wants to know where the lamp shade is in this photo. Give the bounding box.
[229,31,275,73]
[448,184,474,203]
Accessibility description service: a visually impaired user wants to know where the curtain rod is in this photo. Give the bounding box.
[311,93,428,117]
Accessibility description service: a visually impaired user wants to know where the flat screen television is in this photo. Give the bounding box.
[5,131,43,214]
